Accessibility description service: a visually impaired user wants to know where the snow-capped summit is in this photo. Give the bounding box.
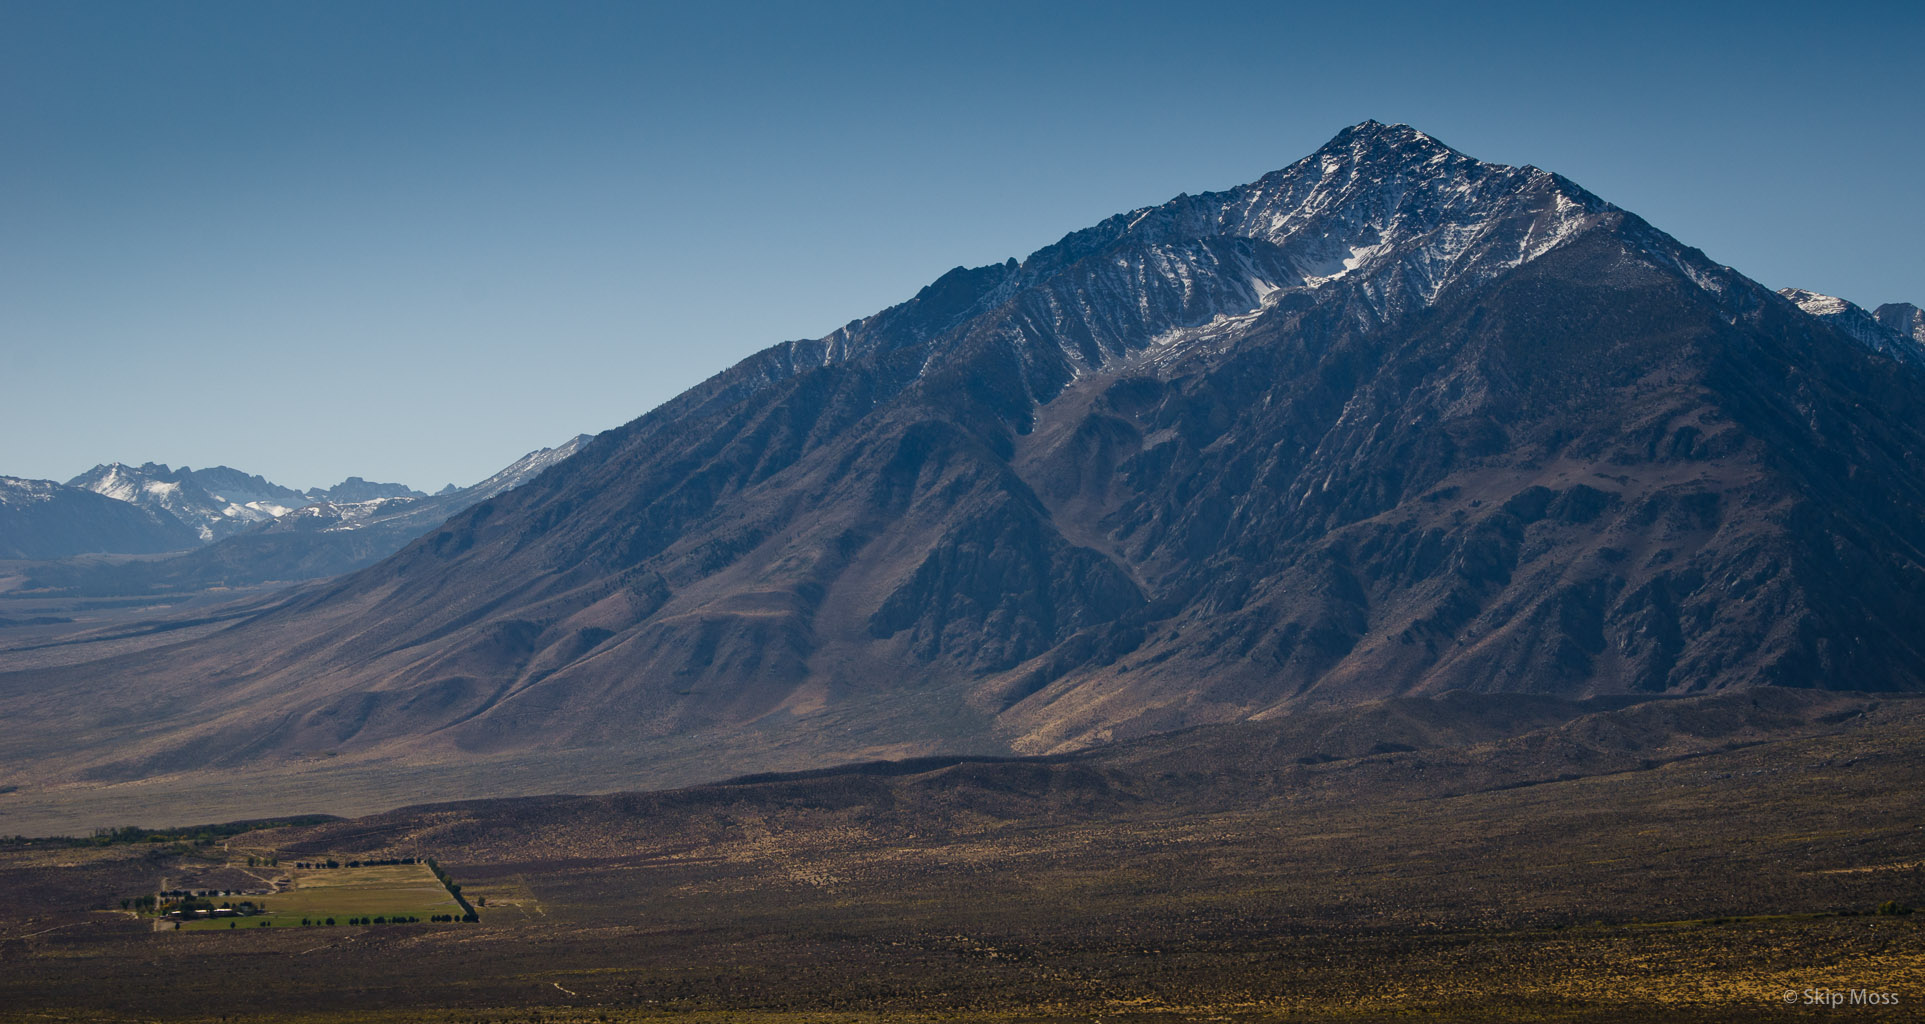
[1779,288,1922,361]
[1077,119,1610,305]
[66,462,309,542]
[797,121,1724,386]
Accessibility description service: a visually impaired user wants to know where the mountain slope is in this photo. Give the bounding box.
[0,477,202,559]
[5,122,1925,809]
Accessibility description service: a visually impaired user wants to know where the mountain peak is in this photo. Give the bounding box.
[1780,287,1921,361]
[1329,118,1439,145]
[1312,120,1459,165]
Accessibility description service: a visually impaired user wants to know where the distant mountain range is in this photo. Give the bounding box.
[4,121,1924,824]
[1,437,590,590]
[65,462,422,544]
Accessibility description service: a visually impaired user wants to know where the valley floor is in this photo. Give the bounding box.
[2,693,1922,1021]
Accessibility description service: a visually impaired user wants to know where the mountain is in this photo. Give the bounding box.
[1876,301,1925,346]
[303,477,422,504]
[0,476,201,560]
[15,435,592,596]
[58,461,430,548]
[6,121,1925,822]
[1778,288,1922,360]
[66,462,314,543]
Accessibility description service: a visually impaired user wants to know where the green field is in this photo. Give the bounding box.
[175,862,463,930]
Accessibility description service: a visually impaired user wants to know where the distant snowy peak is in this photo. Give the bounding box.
[1780,288,1922,362]
[0,476,64,504]
[67,461,316,541]
[271,495,422,533]
[1782,288,1852,318]
[55,438,592,547]
[463,434,593,502]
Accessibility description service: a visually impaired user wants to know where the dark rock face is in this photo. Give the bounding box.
[1876,302,1925,346]
[8,122,1925,787]
[306,477,423,503]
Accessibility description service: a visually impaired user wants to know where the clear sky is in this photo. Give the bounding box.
[4,0,1919,491]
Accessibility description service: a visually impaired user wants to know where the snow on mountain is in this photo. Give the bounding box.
[795,121,1730,392]
[463,434,594,502]
[44,435,591,560]
[1779,288,1922,361]
[66,462,312,542]
[9,434,603,597]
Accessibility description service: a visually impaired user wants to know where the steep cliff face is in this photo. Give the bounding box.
[7,122,1925,790]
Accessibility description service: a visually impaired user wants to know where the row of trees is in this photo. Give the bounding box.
[424,857,479,921]
[295,915,436,926]
[290,856,418,869]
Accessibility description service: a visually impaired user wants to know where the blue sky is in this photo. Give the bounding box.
[3,0,1919,491]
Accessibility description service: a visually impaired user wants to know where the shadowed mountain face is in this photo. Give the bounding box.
[0,477,201,559]
[6,122,1925,802]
